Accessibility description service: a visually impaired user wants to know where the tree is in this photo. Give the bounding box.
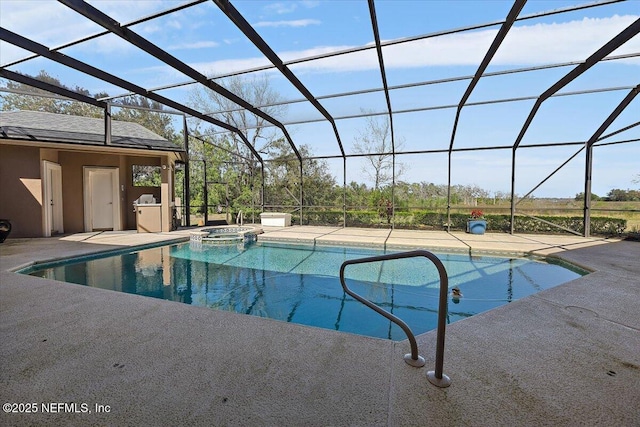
[575,192,600,201]
[187,74,288,207]
[112,96,178,143]
[345,181,370,209]
[394,181,448,208]
[452,184,490,205]
[261,138,336,209]
[606,188,640,201]
[185,128,243,216]
[1,70,104,117]
[188,74,285,156]
[352,111,406,190]
[1,70,179,144]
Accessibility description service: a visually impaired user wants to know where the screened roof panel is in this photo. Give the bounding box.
[59,33,187,90]
[315,90,388,119]
[373,0,514,40]
[592,143,640,192]
[387,78,468,112]
[509,144,587,195]
[593,97,640,144]
[231,0,374,54]
[1,0,638,198]
[449,149,517,195]
[450,101,537,150]
[379,34,490,82]
[518,0,638,24]
[484,11,640,68]
[287,50,384,95]
[0,41,35,68]
[392,109,458,152]
[507,92,629,146]
[292,121,346,158]
[0,1,102,55]
[131,2,280,78]
[333,115,372,156]
[2,56,125,99]
[556,60,640,93]
[388,152,452,187]
[85,0,193,25]
[464,65,576,106]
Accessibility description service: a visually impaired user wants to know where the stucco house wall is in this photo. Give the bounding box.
[0,145,43,238]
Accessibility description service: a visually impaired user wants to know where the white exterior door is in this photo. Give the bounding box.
[43,161,64,236]
[84,167,121,232]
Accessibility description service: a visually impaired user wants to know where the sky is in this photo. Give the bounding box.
[1,0,639,198]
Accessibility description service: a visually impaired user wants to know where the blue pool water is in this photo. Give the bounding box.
[24,241,585,340]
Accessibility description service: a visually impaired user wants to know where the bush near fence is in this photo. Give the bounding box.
[294,210,626,236]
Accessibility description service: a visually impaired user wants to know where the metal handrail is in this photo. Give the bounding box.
[339,249,451,387]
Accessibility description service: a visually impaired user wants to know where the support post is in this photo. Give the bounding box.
[510,148,517,234]
[343,157,347,228]
[300,160,304,225]
[183,115,190,227]
[104,102,111,145]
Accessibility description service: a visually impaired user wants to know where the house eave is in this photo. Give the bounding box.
[1,137,186,161]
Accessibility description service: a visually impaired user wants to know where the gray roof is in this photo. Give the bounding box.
[0,110,183,152]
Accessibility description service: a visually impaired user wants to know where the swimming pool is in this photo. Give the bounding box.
[23,241,585,340]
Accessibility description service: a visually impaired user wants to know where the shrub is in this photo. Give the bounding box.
[284,209,627,236]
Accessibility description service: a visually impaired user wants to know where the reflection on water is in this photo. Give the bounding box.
[27,242,584,340]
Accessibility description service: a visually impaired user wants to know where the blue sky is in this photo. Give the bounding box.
[1,0,639,198]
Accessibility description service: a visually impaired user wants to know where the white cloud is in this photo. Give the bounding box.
[168,41,220,50]
[183,45,352,77]
[300,1,320,9]
[299,15,640,72]
[190,57,274,77]
[141,19,182,34]
[0,0,168,62]
[0,1,99,50]
[85,0,182,23]
[264,2,298,15]
[140,24,162,35]
[177,15,639,78]
[254,19,321,28]
[493,15,640,65]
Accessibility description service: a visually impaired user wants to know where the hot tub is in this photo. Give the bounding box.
[190,226,263,246]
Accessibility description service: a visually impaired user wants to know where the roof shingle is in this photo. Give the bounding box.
[0,110,183,152]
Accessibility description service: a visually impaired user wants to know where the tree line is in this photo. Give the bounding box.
[575,188,640,202]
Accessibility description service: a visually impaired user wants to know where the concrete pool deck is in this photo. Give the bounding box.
[1,226,638,426]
